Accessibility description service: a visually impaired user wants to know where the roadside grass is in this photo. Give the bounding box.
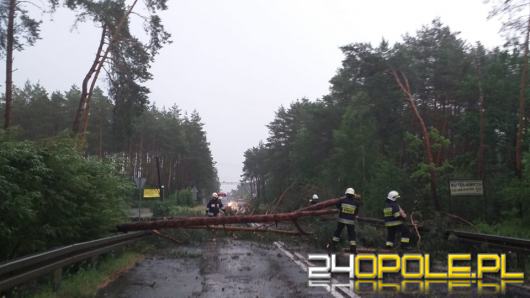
[166,205,205,217]
[149,202,205,218]
[31,251,143,298]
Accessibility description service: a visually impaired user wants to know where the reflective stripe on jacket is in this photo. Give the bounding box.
[207,198,223,216]
[336,195,361,225]
[383,199,403,227]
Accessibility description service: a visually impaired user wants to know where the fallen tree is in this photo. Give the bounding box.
[119,197,425,237]
[297,198,340,212]
[186,225,303,235]
[117,208,337,232]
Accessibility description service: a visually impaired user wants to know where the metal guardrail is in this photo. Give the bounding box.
[448,230,530,252]
[447,230,530,273]
[0,231,151,293]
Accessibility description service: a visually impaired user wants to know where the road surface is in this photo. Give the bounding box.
[97,239,529,298]
[96,239,344,298]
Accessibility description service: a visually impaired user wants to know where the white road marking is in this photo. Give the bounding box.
[273,241,307,272]
[273,241,361,298]
[294,252,306,260]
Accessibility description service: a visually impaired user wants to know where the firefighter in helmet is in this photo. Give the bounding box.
[206,192,224,217]
[383,190,411,249]
[328,187,361,253]
[309,194,319,205]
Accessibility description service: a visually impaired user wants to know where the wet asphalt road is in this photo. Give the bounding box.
[96,239,333,298]
[96,239,530,298]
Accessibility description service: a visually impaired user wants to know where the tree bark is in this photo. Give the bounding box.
[515,15,530,178]
[186,225,303,235]
[79,44,110,138]
[117,209,337,232]
[98,120,103,159]
[73,25,107,134]
[4,0,16,129]
[392,70,441,210]
[475,51,486,179]
[297,198,340,212]
[167,159,173,193]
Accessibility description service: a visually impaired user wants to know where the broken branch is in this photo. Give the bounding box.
[297,198,340,212]
[152,229,182,244]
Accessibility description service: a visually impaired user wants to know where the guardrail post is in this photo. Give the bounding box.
[52,268,62,291]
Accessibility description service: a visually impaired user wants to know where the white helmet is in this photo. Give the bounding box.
[312,194,319,200]
[345,188,355,195]
[212,192,218,198]
[387,190,400,201]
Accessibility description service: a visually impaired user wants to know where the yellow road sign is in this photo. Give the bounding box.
[143,188,160,199]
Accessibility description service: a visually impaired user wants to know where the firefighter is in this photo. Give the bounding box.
[206,192,224,217]
[328,187,361,253]
[383,190,411,250]
[309,194,319,205]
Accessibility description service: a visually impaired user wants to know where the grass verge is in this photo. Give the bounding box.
[31,251,144,298]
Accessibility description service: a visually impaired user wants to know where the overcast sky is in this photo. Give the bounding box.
[2,0,504,191]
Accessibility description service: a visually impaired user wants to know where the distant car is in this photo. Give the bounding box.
[224,201,238,215]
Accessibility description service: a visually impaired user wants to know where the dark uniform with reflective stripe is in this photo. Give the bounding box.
[206,198,224,217]
[383,199,410,248]
[332,195,361,249]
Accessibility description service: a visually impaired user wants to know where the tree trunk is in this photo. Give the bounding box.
[249,177,255,198]
[185,225,303,235]
[4,0,16,129]
[98,120,103,159]
[80,44,110,138]
[515,15,530,178]
[392,70,440,210]
[73,25,107,134]
[117,209,337,232]
[167,159,173,193]
[475,51,486,179]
